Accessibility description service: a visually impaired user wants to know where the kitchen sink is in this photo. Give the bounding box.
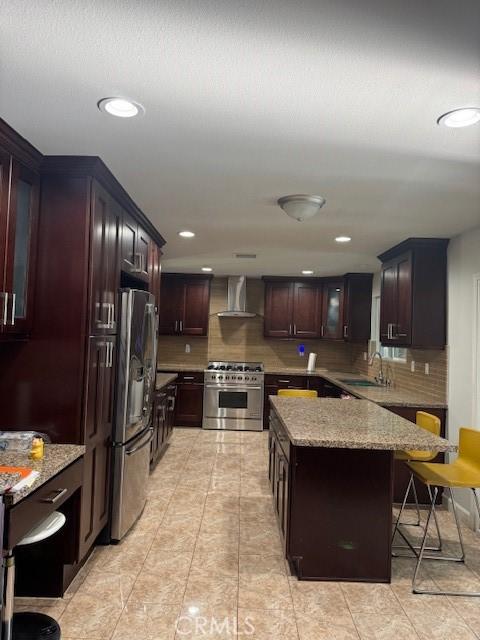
[339,378,384,388]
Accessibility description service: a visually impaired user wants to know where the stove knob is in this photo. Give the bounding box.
[226,375,230,380]
[245,376,250,381]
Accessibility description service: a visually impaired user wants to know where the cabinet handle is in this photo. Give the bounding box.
[293,324,297,335]
[10,293,16,325]
[174,320,178,332]
[109,342,114,368]
[320,325,324,337]
[343,324,348,338]
[183,376,195,380]
[168,396,175,411]
[111,303,115,328]
[387,323,391,339]
[179,320,183,333]
[278,379,291,384]
[41,488,68,504]
[1,292,8,325]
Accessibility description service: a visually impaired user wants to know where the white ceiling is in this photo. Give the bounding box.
[1,1,479,276]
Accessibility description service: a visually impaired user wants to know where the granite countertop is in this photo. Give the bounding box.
[265,368,447,409]
[156,372,178,390]
[270,396,455,451]
[158,364,206,372]
[0,444,85,506]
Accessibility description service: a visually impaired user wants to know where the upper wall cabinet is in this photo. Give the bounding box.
[158,274,212,336]
[120,210,150,281]
[0,121,42,337]
[264,279,321,338]
[378,238,448,349]
[263,274,372,342]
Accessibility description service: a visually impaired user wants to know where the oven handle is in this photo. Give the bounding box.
[205,384,262,391]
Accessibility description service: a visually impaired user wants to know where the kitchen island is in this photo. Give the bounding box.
[268,396,454,583]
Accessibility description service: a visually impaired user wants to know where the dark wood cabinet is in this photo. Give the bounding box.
[80,336,115,559]
[0,123,41,337]
[90,183,120,335]
[343,273,373,342]
[378,238,448,349]
[321,280,344,340]
[158,274,211,336]
[173,371,204,427]
[264,279,321,338]
[120,210,151,281]
[151,390,168,467]
[148,241,162,312]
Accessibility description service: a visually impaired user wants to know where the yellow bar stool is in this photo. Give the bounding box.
[277,389,318,398]
[395,427,480,596]
[393,412,442,552]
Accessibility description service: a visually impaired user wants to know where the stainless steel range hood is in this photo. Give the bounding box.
[217,276,255,317]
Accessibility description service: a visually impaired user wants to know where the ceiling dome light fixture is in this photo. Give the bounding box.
[335,236,351,243]
[178,230,195,238]
[277,194,326,222]
[437,107,480,128]
[97,97,145,118]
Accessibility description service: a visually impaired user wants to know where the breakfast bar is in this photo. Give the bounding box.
[268,397,455,583]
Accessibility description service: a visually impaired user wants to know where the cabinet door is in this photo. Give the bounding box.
[120,210,138,274]
[277,453,289,539]
[321,281,344,340]
[0,151,11,299]
[394,253,412,344]
[343,274,373,342]
[148,242,162,312]
[80,336,114,558]
[136,227,151,280]
[268,431,276,491]
[380,260,397,343]
[90,184,120,335]
[292,282,320,338]
[181,278,210,336]
[174,383,204,427]
[264,281,293,338]
[158,276,183,334]
[2,161,39,335]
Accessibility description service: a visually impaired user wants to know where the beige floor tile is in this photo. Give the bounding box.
[239,526,282,555]
[195,531,240,555]
[143,548,193,578]
[295,611,359,640]
[238,573,293,610]
[352,613,419,640]
[340,583,403,615]
[176,604,238,639]
[289,579,350,615]
[238,607,298,639]
[239,553,286,576]
[151,528,198,552]
[448,596,480,635]
[392,582,457,618]
[190,550,239,577]
[411,612,478,639]
[14,597,67,619]
[77,569,137,604]
[60,592,124,639]
[204,494,240,515]
[111,602,181,640]
[129,568,188,605]
[183,574,238,609]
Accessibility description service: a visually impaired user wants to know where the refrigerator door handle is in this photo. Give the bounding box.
[125,428,154,455]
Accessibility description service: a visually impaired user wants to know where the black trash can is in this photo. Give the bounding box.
[12,612,61,639]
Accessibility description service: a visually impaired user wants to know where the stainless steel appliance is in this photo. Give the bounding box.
[111,289,157,541]
[203,361,264,431]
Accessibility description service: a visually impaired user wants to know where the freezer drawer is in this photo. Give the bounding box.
[111,427,153,541]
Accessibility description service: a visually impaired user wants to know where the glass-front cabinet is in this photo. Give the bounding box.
[1,160,39,336]
[321,280,344,340]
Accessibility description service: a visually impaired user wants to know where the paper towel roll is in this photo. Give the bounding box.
[307,352,317,372]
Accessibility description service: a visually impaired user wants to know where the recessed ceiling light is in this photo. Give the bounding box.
[178,230,195,238]
[97,97,145,118]
[437,108,480,128]
[302,270,314,275]
[335,236,351,243]
[201,266,213,272]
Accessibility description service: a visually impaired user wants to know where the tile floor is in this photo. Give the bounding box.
[16,428,480,639]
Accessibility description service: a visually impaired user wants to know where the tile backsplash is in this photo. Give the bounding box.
[157,276,447,403]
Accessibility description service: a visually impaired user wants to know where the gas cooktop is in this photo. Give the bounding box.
[205,361,264,373]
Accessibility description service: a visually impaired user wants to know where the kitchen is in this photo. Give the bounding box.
[0,2,480,639]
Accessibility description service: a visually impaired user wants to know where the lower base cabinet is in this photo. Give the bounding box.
[151,387,174,467]
[172,372,204,427]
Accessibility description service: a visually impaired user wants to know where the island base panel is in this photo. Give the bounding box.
[288,447,394,582]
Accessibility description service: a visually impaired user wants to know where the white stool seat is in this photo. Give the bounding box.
[17,511,66,546]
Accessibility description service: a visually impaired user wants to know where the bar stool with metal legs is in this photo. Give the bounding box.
[2,511,66,639]
[393,412,443,553]
[277,389,318,398]
[393,427,480,596]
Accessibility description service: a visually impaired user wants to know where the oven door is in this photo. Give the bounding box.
[204,384,263,420]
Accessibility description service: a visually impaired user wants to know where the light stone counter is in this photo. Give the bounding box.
[269,396,455,451]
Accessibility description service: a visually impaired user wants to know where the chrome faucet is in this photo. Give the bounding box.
[369,351,388,386]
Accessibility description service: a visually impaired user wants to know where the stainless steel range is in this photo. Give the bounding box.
[203,361,264,431]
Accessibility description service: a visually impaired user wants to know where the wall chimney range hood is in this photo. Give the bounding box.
[217,276,255,317]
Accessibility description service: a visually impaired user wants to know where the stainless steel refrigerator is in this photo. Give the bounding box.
[110,289,157,541]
